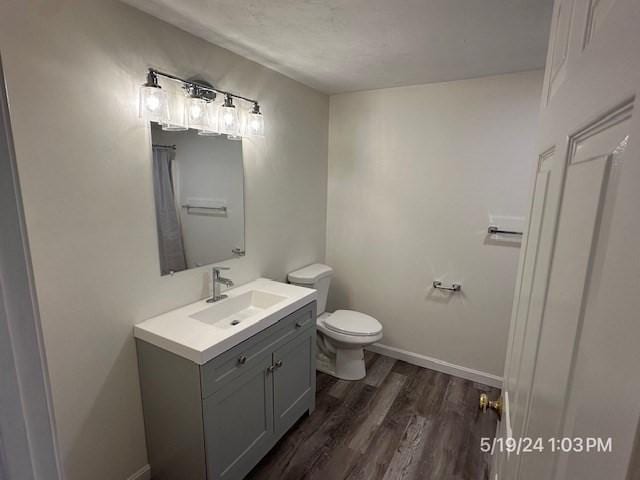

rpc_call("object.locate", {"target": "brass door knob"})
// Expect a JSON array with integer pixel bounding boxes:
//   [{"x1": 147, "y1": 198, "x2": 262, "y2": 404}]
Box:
[{"x1": 479, "y1": 393, "x2": 502, "y2": 419}]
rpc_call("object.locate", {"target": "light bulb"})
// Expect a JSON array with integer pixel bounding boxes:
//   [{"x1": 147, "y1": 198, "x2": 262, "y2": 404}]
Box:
[
  {"x1": 146, "y1": 95, "x2": 160, "y2": 111},
  {"x1": 190, "y1": 104, "x2": 203, "y2": 119}
]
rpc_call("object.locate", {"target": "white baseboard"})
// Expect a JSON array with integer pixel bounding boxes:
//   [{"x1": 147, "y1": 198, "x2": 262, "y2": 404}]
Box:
[
  {"x1": 366, "y1": 343, "x2": 503, "y2": 388},
  {"x1": 127, "y1": 464, "x2": 151, "y2": 480}
]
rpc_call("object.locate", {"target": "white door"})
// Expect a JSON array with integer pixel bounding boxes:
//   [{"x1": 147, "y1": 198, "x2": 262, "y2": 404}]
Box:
[
  {"x1": 0, "y1": 55, "x2": 62, "y2": 480},
  {"x1": 494, "y1": 1, "x2": 640, "y2": 479}
]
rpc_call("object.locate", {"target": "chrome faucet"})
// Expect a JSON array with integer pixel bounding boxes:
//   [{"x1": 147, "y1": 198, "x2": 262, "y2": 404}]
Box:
[{"x1": 207, "y1": 266, "x2": 234, "y2": 303}]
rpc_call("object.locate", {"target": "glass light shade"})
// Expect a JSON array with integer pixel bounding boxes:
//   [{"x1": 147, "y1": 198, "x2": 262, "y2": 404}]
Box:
[
  {"x1": 185, "y1": 96, "x2": 209, "y2": 130},
  {"x1": 247, "y1": 112, "x2": 265, "y2": 137},
  {"x1": 198, "y1": 102, "x2": 221, "y2": 136},
  {"x1": 228, "y1": 106, "x2": 247, "y2": 140},
  {"x1": 162, "y1": 90, "x2": 188, "y2": 131},
  {"x1": 218, "y1": 104, "x2": 239, "y2": 135},
  {"x1": 139, "y1": 86, "x2": 169, "y2": 124}
]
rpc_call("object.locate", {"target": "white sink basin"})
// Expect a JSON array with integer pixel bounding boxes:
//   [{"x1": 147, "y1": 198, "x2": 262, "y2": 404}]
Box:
[
  {"x1": 190, "y1": 290, "x2": 287, "y2": 328},
  {"x1": 134, "y1": 278, "x2": 316, "y2": 364}
]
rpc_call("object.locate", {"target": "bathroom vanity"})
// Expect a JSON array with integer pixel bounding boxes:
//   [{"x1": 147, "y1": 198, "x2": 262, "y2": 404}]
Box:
[{"x1": 135, "y1": 279, "x2": 317, "y2": 480}]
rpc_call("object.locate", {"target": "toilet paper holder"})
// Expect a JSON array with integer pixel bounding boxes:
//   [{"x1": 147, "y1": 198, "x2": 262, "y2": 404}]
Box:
[{"x1": 433, "y1": 281, "x2": 462, "y2": 292}]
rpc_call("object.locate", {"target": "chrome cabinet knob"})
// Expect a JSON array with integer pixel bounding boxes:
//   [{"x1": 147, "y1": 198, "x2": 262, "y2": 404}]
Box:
[
  {"x1": 238, "y1": 355, "x2": 247, "y2": 365},
  {"x1": 267, "y1": 360, "x2": 283, "y2": 374}
]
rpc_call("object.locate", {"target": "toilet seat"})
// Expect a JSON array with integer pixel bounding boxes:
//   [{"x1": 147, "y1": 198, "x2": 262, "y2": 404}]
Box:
[{"x1": 323, "y1": 310, "x2": 382, "y2": 337}]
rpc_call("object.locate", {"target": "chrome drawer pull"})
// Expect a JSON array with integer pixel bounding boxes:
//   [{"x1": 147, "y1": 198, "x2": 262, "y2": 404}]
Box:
[{"x1": 238, "y1": 355, "x2": 247, "y2": 365}]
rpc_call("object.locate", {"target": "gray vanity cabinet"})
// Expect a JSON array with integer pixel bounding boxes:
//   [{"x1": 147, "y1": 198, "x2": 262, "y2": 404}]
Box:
[{"x1": 136, "y1": 301, "x2": 316, "y2": 480}]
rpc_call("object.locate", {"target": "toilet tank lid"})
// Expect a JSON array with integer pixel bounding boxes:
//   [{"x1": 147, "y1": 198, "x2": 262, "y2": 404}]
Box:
[{"x1": 288, "y1": 263, "x2": 333, "y2": 284}]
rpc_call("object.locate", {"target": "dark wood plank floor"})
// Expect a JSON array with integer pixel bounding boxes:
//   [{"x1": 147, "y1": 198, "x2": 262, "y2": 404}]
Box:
[{"x1": 247, "y1": 352, "x2": 500, "y2": 480}]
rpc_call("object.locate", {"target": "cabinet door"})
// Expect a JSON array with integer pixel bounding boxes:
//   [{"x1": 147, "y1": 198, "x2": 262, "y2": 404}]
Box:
[
  {"x1": 273, "y1": 329, "x2": 316, "y2": 436},
  {"x1": 203, "y1": 354, "x2": 274, "y2": 480}
]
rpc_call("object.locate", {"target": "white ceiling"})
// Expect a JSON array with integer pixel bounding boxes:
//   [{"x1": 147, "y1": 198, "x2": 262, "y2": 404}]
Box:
[{"x1": 124, "y1": 0, "x2": 553, "y2": 94}]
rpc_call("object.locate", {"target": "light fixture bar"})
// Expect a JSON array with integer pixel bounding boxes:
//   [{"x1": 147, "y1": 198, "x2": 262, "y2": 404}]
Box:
[{"x1": 148, "y1": 68, "x2": 258, "y2": 106}]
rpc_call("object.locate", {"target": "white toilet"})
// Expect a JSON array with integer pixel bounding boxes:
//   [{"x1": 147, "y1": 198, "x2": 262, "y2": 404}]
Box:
[{"x1": 288, "y1": 264, "x2": 383, "y2": 380}]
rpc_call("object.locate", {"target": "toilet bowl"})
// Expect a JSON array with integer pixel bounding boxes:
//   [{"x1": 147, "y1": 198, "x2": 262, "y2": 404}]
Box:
[{"x1": 288, "y1": 264, "x2": 383, "y2": 380}]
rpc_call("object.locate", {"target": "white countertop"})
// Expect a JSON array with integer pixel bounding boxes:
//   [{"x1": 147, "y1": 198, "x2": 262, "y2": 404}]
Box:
[{"x1": 134, "y1": 278, "x2": 317, "y2": 364}]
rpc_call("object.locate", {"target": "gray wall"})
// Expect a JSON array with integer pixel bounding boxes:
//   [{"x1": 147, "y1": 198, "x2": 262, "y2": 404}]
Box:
[
  {"x1": 0, "y1": 1, "x2": 329, "y2": 479},
  {"x1": 327, "y1": 71, "x2": 543, "y2": 379}
]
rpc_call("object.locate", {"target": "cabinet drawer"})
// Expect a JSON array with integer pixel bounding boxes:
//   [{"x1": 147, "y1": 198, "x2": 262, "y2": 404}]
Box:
[{"x1": 200, "y1": 302, "x2": 315, "y2": 397}]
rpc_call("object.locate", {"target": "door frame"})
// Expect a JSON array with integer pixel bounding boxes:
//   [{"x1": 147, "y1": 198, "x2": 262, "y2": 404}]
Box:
[{"x1": 0, "y1": 52, "x2": 63, "y2": 480}]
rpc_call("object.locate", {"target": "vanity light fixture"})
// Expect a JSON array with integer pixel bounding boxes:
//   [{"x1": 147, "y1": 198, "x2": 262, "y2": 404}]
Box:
[
  {"x1": 139, "y1": 68, "x2": 265, "y2": 140},
  {"x1": 139, "y1": 71, "x2": 169, "y2": 124}
]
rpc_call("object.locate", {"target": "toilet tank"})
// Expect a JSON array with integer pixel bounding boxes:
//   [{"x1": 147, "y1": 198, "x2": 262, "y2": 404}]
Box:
[{"x1": 287, "y1": 264, "x2": 333, "y2": 315}]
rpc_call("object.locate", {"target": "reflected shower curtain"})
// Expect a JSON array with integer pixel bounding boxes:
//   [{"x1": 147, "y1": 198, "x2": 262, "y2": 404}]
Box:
[{"x1": 152, "y1": 146, "x2": 187, "y2": 275}]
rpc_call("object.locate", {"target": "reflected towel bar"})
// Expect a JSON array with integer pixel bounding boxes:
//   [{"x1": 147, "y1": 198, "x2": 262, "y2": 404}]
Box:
[
  {"x1": 182, "y1": 204, "x2": 228, "y2": 213},
  {"x1": 488, "y1": 225, "x2": 523, "y2": 236}
]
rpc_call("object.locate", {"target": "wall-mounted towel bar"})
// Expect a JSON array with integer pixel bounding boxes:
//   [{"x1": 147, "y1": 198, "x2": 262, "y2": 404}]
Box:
[
  {"x1": 488, "y1": 225, "x2": 523, "y2": 236},
  {"x1": 433, "y1": 281, "x2": 462, "y2": 292},
  {"x1": 182, "y1": 204, "x2": 227, "y2": 214}
]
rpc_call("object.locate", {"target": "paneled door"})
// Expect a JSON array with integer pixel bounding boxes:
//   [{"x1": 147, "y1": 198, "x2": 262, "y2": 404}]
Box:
[
  {"x1": 494, "y1": 1, "x2": 640, "y2": 479},
  {"x1": 203, "y1": 355, "x2": 274, "y2": 480},
  {"x1": 273, "y1": 329, "x2": 316, "y2": 436}
]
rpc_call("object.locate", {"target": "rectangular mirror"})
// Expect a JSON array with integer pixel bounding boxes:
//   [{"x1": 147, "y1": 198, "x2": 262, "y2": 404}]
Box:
[{"x1": 150, "y1": 124, "x2": 245, "y2": 276}]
